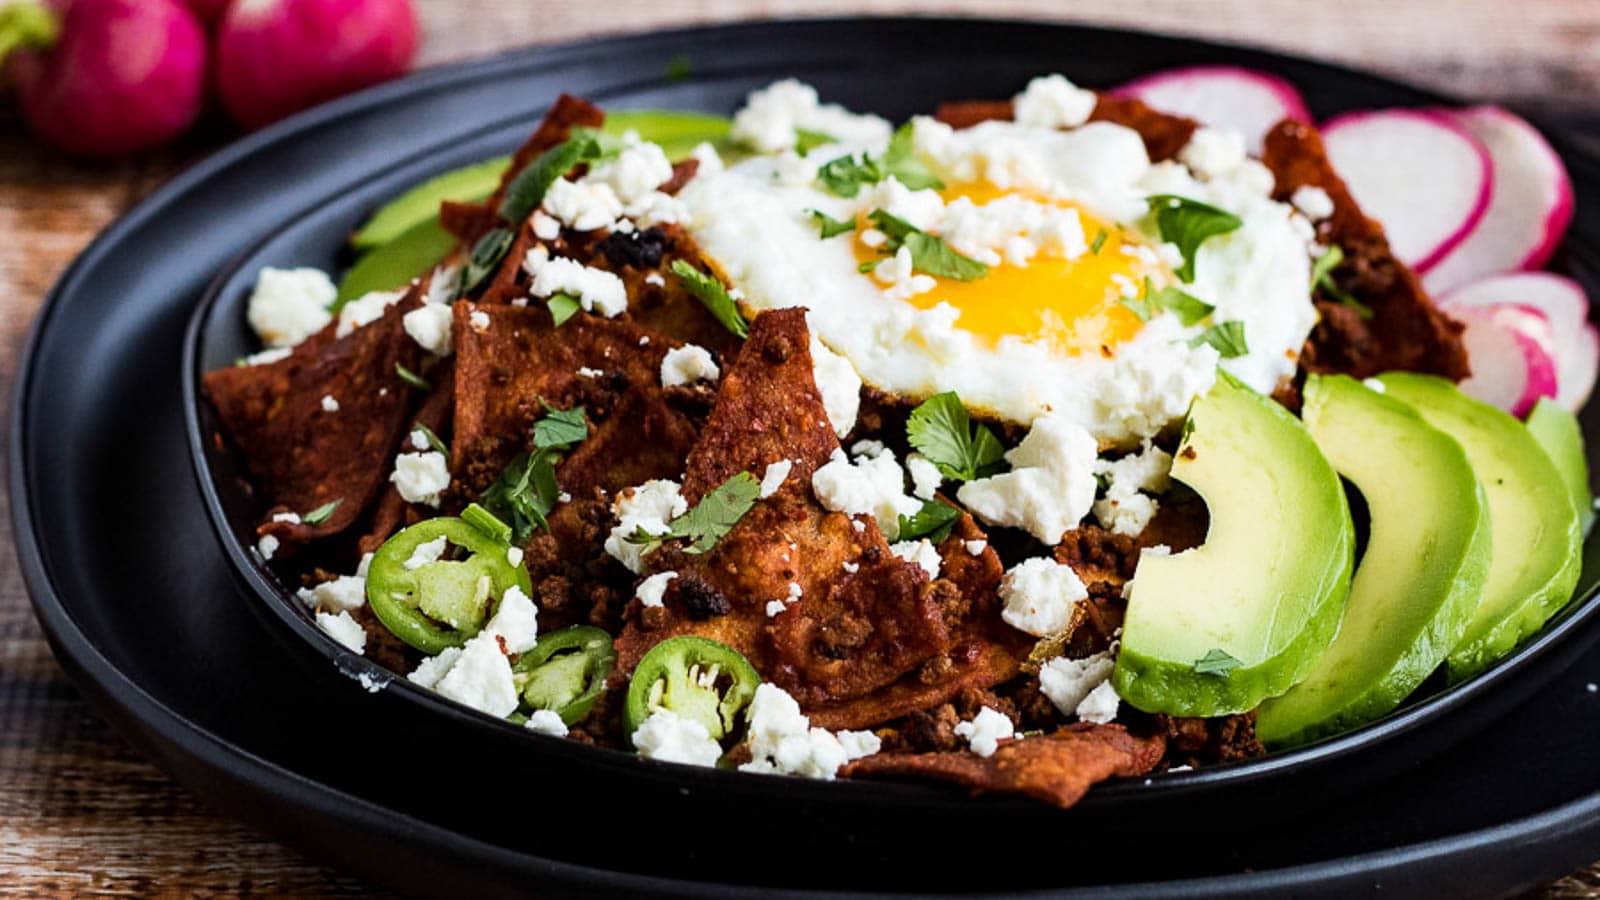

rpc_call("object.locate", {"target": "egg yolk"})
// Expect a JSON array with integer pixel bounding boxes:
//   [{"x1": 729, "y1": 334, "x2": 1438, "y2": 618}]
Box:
[{"x1": 858, "y1": 182, "x2": 1156, "y2": 356}]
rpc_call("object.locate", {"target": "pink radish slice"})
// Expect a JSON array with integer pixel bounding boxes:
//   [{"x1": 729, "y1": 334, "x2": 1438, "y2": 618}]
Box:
[
  {"x1": 1111, "y1": 65, "x2": 1310, "y2": 154},
  {"x1": 1422, "y1": 106, "x2": 1576, "y2": 295},
  {"x1": 1446, "y1": 302, "x2": 1559, "y2": 417},
  {"x1": 1444, "y1": 272, "x2": 1597, "y2": 411},
  {"x1": 1321, "y1": 109, "x2": 1491, "y2": 273}
]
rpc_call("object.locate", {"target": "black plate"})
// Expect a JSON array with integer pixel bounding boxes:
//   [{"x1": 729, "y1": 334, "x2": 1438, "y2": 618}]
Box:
[{"x1": 17, "y1": 18, "x2": 1600, "y2": 898}]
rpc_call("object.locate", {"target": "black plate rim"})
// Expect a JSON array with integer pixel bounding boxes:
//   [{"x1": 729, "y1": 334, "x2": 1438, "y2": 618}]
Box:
[{"x1": 15, "y1": 15, "x2": 1600, "y2": 895}]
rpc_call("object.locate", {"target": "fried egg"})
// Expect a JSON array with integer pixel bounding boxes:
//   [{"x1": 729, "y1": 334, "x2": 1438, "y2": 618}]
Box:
[{"x1": 679, "y1": 77, "x2": 1318, "y2": 445}]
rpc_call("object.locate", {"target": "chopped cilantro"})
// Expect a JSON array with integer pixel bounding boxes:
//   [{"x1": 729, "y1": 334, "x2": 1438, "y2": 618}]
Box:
[
  {"x1": 458, "y1": 227, "x2": 514, "y2": 297},
  {"x1": 1309, "y1": 245, "x2": 1373, "y2": 319},
  {"x1": 395, "y1": 363, "x2": 432, "y2": 391},
  {"x1": 880, "y1": 122, "x2": 944, "y2": 191},
  {"x1": 671, "y1": 259, "x2": 748, "y2": 338},
  {"x1": 816, "y1": 152, "x2": 882, "y2": 198},
  {"x1": 302, "y1": 499, "x2": 342, "y2": 526},
  {"x1": 498, "y1": 136, "x2": 601, "y2": 223},
  {"x1": 479, "y1": 405, "x2": 589, "y2": 543},
  {"x1": 897, "y1": 498, "x2": 960, "y2": 543},
  {"x1": 411, "y1": 422, "x2": 448, "y2": 455},
  {"x1": 547, "y1": 293, "x2": 581, "y2": 326},
  {"x1": 1189, "y1": 321, "x2": 1250, "y2": 358},
  {"x1": 1121, "y1": 277, "x2": 1214, "y2": 326},
  {"x1": 664, "y1": 54, "x2": 693, "y2": 83},
  {"x1": 865, "y1": 209, "x2": 988, "y2": 282},
  {"x1": 794, "y1": 128, "x2": 837, "y2": 155},
  {"x1": 533, "y1": 404, "x2": 588, "y2": 449},
  {"x1": 1147, "y1": 194, "x2": 1243, "y2": 283},
  {"x1": 1089, "y1": 228, "x2": 1109, "y2": 255},
  {"x1": 1194, "y1": 648, "x2": 1243, "y2": 676},
  {"x1": 906, "y1": 392, "x2": 1007, "y2": 482},
  {"x1": 809, "y1": 209, "x2": 856, "y2": 239},
  {"x1": 631, "y1": 472, "x2": 761, "y2": 555},
  {"x1": 815, "y1": 123, "x2": 944, "y2": 197}
]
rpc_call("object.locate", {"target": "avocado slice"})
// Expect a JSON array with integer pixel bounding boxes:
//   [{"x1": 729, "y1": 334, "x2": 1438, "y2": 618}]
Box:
[
  {"x1": 1256, "y1": 375, "x2": 1490, "y2": 746},
  {"x1": 1113, "y1": 372, "x2": 1354, "y2": 716},
  {"x1": 1378, "y1": 373, "x2": 1582, "y2": 681},
  {"x1": 1526, "y1": 398, "x2": 1594, "y2": 536},
  {"x1": 351, "y1": 156, "x2": 511, "y2": 251}
]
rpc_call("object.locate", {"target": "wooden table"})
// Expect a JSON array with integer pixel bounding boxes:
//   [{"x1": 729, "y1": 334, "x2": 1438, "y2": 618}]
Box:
[{"x1": 2, "y1": 0, "x2": 1597, "y2": 894}]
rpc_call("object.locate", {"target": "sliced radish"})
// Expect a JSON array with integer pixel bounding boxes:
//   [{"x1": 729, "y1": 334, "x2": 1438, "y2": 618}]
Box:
[
  {"x1": 1446, "y1": 302, "x2": 1559, "y2": 417},
  {"x1": 1111, "y1": 65, "x2": 1310, "y2": 154},
  {"x1": 1422, "y1": 106, "x2": 1575, "y2": 295},
  {"x1": 1321, "y1": 109, "x2": 1491, "y2": 273},
  {"x1": 1444, "y1": 272, "x2": 1597, "y2": 411}
]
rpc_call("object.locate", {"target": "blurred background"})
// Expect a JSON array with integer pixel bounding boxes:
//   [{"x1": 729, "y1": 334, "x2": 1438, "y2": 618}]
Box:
[{"x1": 0, "y1": 0, "x2": 1596, "y2": 894}]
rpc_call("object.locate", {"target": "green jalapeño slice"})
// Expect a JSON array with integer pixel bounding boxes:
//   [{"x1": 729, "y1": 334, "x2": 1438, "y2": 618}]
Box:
[
  {"x1": 367, "y1": 516, "x2": 531, "y2": 654},
  {"x1": 513, "y1": 626, "x2": 616, "y2": 725},
  {"x1": 623, "y1": 636, "x2": 760, "y2": 742}
]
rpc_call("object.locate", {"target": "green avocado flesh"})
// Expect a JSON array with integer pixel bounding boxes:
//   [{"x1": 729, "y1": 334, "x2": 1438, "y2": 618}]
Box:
[
  {"x1": 1113, "y1": 371, "x2": 1354, "y2": 717},
  {"x1": 351, "y1": 156, "x2": 511, "y2": 250},
  {"x1": 1526, "y1": 398, "x2": 1594, "y2": 536},
  {"x1": 1256, "y1": 375, "x2": 1490, "y2": 746},
  {"x1": 1378, "y1": 373, "x2": 1582, "y2": 681},
  {"x1": 335, "y1": 217, "x2": 456, "y2": 308}
]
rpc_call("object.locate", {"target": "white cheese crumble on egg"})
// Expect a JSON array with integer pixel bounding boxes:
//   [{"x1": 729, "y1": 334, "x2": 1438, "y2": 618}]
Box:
[
  {"x1": 810, "y1": 446, "x2": 921, "y2": 540},
  {"x1": 523, "y1": 246, "x2": 629, "y2": 318},
  {"x1": 316, "y1": 610, "x2": 367, "y2": 654},
  {"x1": 604, "y1": 480, "x2": 688, "y2": 574},
  {"x1": 635, "y1": 571, "x2": 677, "y2": 608},
  {"x1": 953, "y1": 706, "x2": 1015, "y2": 758},
  {"x1": 730, "y1": 78, "x2": 893, "y2": 153},
  {"x1": 1179, "y1": 127, "x2": 1249, "y2": 180},
  {"x1": 739, "y1": 683, "x2": 880, "y2": 778},
  {"x1": 246, "y1": 267, "x2": 334, "y2": 348},
  {"x1": 957, "y1": 413, "x2": 1098, "y2": 545},
  {"x1": 390, "y1": 451, "x2": 449, "y2": 508},
  {"x1": 998, "y1": 557, "x2": 1088, "y2": 637},
  {"x1": 631, "y1": 708, "x2": 723, "y2": 767},
  {"x1": 660, "y1": 344, "x2": 720, "y2": 387},
  {"x1": 1011, "y1": 74, "x2": 1098, "y2": 130}
]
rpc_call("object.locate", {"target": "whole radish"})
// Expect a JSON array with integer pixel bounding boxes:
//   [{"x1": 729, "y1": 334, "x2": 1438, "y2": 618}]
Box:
[
  {"x1": 184, "y1": 0, "x2": 231, "y2": 26},
  {"x1": 0, "y1": 0, "x2": 208, "y2": 158},
  {"x1": 216, "y1": 0, "x2": 418, "y2": 130}
]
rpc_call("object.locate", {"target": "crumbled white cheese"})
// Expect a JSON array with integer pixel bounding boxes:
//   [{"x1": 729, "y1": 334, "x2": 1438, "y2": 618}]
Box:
[
  {"x1": 316, "y1": 610, "x2": 366, "y2": 654},
  {"x1": 1291, "y1": 185, "x2": 1336, "y2": 221},
  {"x1": 246, "y1": 267, "x2": 334, "y2": 348},
  {"x1": 730, "y1": 78, "x2": 893, "y2": 153},
  {"x1": 484, "y1": 584, "x2": 539, "y2": 654},
  {"x1": 635, "y1": 571, "x2": 677, "y2": 608},
  {"x1": 905, "y1": 453, "x2": 943, "y2": 501},
  {"x1": 1038, "y1": 651, "x2": 1116, "y2": 715},
  {"x1": 1363, "y1": 377, "x2": 1386, "y2": 394},
  {"x1": 660, "y1": 344, "x2": 720, "y2": 387},
  {"x1": 434, "y1": 630, "x2": 519, "y2": 717},
  {"x1": 257, "y1": 534, "x2": 279, "y2": 561},
  {"x1": 842, "y1": 560, "x2": 860, "y2": 574},
  {"x1": 758, "y1": 459, "x2": 793, "y2": 499},
  {"x1": 295, "y1": 562, "x2": 368, "y2": 613},
  {"x1": 542, "y1": 177, "x2": 624, "y2": 231},
  {"x1": 423, "y1": 265, "x2": 459, "y2": 306},
  {"x1": 403, "y1": 303, "x2": 453, "y2": 355},
  {"x1": 320, "y1": 394, "x2": 339, "y2": 413},
  {"x1": 644, "y1": 272, "x2": 666, "y2": 287},
  {"x1": 811, "y1": 447, "x2": 922, "y2": 540},
  {"x1": 890, "y1": 539, "x2": 942, "y2": 579},
  {"x1": 507, "y1": 546, "x2": 524, "y2": 568},
  {"x1": 1180, "y1": 127, "x2": 1249, "y2": 180},
  {"x1": 390, "y1": 451, "x2": 450, "y2": 508},
  {"x1": 403, "y1": 535, "x2": 449, "y2": 570},
  {"x1": 586, "y1": 141, "x2": 675, "y2": 205},
  {"x1": 1076, "y1": 679, "x2": 1121, "y2": 724},
  {"x1": 1012, "y1": 74, "x2": 1097, "y2": 130},
  {"x1": 407, "y1": 647, "x2": 463, "y2": 690},
  {"x1": 272, "y1": 512, "x2": 302, "y2": 525},
  {"x1": 953, "y1": 706, "x2": 1015, "y2": 758},
  {"x1": 871, "y1": 245, "x2": 937, "y2": 300},
  {"x1": 739, "y1": 683, "x2": 880, "y2": 778},
  {"x1": 957, "y1": 413, "x2": 1098, "y2": 544},
  {"x1": 631, "y1": 708, "x2": 723, "y2": 766},
  {"x1": 243, "y1": 347, "x2": 293, "y2": 366},
  {"x1": 604, "y1": 480, "x2": 688, "y2": 574},
  {"x1": 408, "y1": 430, "x2": 430, "y2": 451},
  {"x1": 336, "y1": 288, "x2": 406, "y2": 337},
  {"x1": 964, "y1": 539, "x2": 987, "y2": 556},
  {"x1": 524, "y1": 709, "x2": 570, "y2": 737},
  {"x1": 1092, "y1": 440, "x2": 1173, "y2": 537},
  {"x1": 810, "y1": 337, "x2": 861, "y2": 438},
  {"x1": 523, "y1": 247, "x2": 629, "y2": 318},
  {"x1": 577, "y1": 366, "x2": 603, "y2": 378},
  {"x1": 530, "y1": 210, "x2": 561, "y2": 240},
  {"x1": 999, "y1": 557, "x2": 1087, "y2": 636},
  {"x1": 468, "y1": 309, "x2": 490, "y2": 333},
  {"x1": 689, "y1": 141, "x2": 724, "y2": 176}
]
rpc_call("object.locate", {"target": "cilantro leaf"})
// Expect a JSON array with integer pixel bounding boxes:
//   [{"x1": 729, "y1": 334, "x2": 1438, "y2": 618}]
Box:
[
  {"x1": 1122, "y1": 277, "x2": 1214, "y2": 326},
  {"x1": 897, "y1": 498, "x2": 960, "y2": 543},
  {"x1": 660, "y1": 472, "x2": 762, "y2": 555},
  {"x1": 671, "y1": 259, "x2": 748, "y2": 338},
  {"x1": 533, "y1": 404, "x2": 587, "y2": 449},
  {"x1": 816, "y1": 153, "x2": 884, "y2": 198},
  {"x1": 794, "y1": 128, "x2": 837, "y2": 155},
  {"x1": 411, "y1": 422, "x2": 448, "y2": 455},
  {"x1": 866, "y1": 208, "x2": 918, "y2": 248},
  {"x1": 906, "y1": 392, "x2": 1007, "y2": 482},
  {"x1": 809, "y1": 209, "x2": 856, "y2": 239},
  {"x1": 547, "y1": 293, "x2": 581, "y2": 326},
  {"x1": 479, "y1": 450, "x2": 560, "y2": 544},
  {"x1": 302, "y1": 499, "x2": 342, "y2": 526},
  {"x1": 880, "y1": 122, "x2": 944, "y2": 191},
  {"x1": 1147, "y1": 194, "x2": 1243, "y2": 283},
  {"x1": 459, "y1": 227, "x2": 514, "y2": 297},
  {"x1": 1089, "y1": 228, "x2": 1109, "y2": 255},
  {"x1": 499, "y1": 136, "x2": 601, "y2": 223},
  {"x1": 864, "y1": 209, "x2": 988, "y2": 282},
  {"x1": 395, "y1": 363, "x2": 432, "y2": 391},
  {"x1": 1194, "y1": 648, "x2": 1242, "y2": 676},
  {"x1": 664, "y1": 54, "x2": 692, "y2": 83},
  {"x1": 1189, "y1": 321, "x2": 1249, "y2": 358},
  {"x1": 1309, "y1": 245, "x2": 1373, "y2": 319}
]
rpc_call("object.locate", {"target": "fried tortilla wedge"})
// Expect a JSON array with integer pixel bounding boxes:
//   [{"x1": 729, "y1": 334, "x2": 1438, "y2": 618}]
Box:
[
  {"x1": 1261, "y1": 120, "x2": 1470, "y2": 381},
  {"x1": 358, "y1": 359, "x2": 456, "y2": 555},
  {"x1": 204, "y1": 285, "x2": 430, "y2": 547},
  {"x1": 844, "y1": 723, "x2": 1167, "y2": 809},
  {"x1": 579, "y1": 224, "x2": 746, "y2": 357},
  {"x1": 932, "y1": 94, "x2": 1199, "y2": 161}
]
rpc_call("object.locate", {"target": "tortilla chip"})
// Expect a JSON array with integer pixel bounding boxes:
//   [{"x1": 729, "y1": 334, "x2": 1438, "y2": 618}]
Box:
[
  {"x1": 579, "y1": 224, "x2": 746, "y2": 357},
  {"x1": 357, "y1": 360, "x2": 456, "y2": 555},
  {"x1": 933, "y1": 94, "x2": 1198, "y2": 161},
  {"x1": 204, "y1": 286, "x2": 430, "y2": 545},
  {"x1": 843, "y1": 723, "x2": 1166, "y2": 808}
]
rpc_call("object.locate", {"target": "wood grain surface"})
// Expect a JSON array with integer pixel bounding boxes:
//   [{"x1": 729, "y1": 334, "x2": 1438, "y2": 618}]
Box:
[{"x1": 2, "y1": 0, "x2": 1598, "y2": 895}]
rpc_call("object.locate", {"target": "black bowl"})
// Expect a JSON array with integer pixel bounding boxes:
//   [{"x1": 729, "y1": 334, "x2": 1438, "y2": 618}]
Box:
[{"x1": 20, "y1": 17, "x2": 1600, "y2": 897}]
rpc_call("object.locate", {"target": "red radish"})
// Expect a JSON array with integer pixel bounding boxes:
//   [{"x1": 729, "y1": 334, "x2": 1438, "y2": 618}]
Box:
[
  {"x1": 1321, "y1": 109, "x2": 1491, "y2": 273},
  {"x1": 1446, "y1": 302, "x2": 1559, "y2": 417},
  {"x1": 183, "y1": 0, "x2": 230, "y2": 27},
  {"x1": 1445, "y1": 272, "x2": 1597, "y2": 412},
  {"x1": 1423, "y1": 106, "x2": 1576, "y2": 295},
  {"x1": 0, "y1": 0, "x2": 207, "y2": 158},
  {"x1": 1111, "y1": 65, "x2": 1311, "y2": 153},
  {"x1": 216, "y1": 0, "x2": 418, "y2": 130}
]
